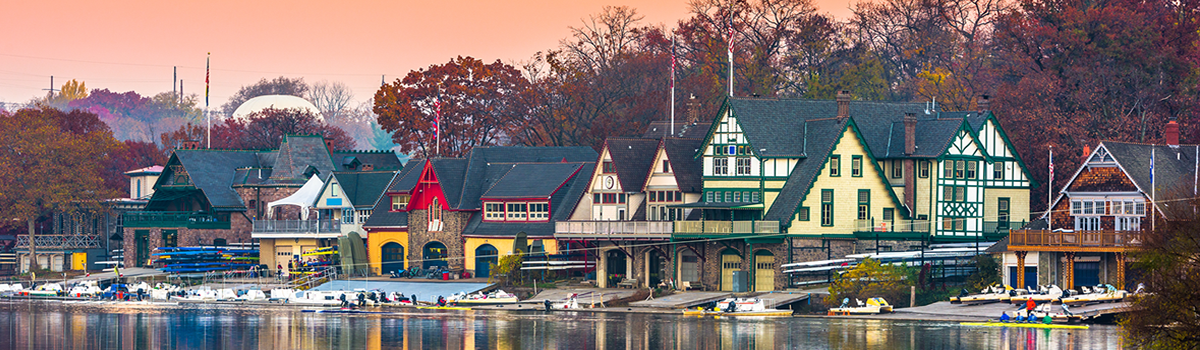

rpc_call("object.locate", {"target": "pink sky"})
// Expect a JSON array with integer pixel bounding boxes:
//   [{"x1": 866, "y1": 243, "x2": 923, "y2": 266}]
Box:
[{"x1": 0, "y1": 0, "x2": 856, "y2": 110}]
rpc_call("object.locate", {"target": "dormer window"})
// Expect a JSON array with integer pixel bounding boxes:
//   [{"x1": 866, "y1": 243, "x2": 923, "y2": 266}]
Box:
[
  {"x1": 485, "y1": 203, "x2": 504, "y2": 220},
  {"x1": 507, "y1": 203, "x2": 528, "y2": 220},
  {"x1": 391, "y1": 195, "x2": 410, "y2": 211},
  {"x1": 602, "y1": 161, "x2": 615, "y2": 173}
]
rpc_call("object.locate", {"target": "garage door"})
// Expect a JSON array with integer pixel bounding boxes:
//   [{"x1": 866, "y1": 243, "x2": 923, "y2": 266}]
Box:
[
  {"x1": 755, "y1": 251, "x2": 775, "y2": 292},
  {"x1": 720, "y1": 250, "x2": 741, "y2": 292}
]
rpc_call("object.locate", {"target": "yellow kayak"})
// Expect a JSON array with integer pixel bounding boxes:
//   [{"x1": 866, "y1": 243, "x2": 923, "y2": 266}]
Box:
[{"x1": 961, "y1": 322, "x2": 1088, "y2": 329}]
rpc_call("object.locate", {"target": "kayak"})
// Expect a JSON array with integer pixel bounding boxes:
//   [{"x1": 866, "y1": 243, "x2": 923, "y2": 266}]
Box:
[
  {"x1": 683, "y1": 309, "x2": 793, "y2": 317},
  {"x1": 416, "y1": 306, "x2": 471, "y2": 311},
  {"x1": 960, "y1": 322, "x2": 1088, "y2": 330}
]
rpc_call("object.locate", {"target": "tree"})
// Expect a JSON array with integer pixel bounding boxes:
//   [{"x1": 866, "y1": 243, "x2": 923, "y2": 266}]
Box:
[
  {"x1": 374, "y1": 56, "x2": 533, "y2": 158},
  {"x1": 220, "y1": 77, "x2": 309, "y2": 116},
  {"x1": 0, "y1": 107, "x2": 120, "y2": 271},
  {"x1": 826, "y1": 258, "x2": 915, "y2": 307},
  {"x1": 102, "y1": 140, "x2": 168, "y2": 196},
  {"x1": 308, "y1": 80, "x2": 355, "y2": 121},
  {"x1": 44, "y1": 79, "x2": 88, "y2": 108},
  {"x1": 1124, "y1": 207, "x2": 1200, "y2": 348},
  {"x1": 219, "y1": 107, "x2": 355, "y2": 150}
]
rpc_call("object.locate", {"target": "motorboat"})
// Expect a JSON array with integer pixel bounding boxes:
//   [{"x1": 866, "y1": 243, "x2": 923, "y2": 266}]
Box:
[
  {"x1": 950, "y1": 285, "x2": 1013, "y2": 305},
  {"x1": 684, "y1": 297, "x2": 794, "y2": 317},
  {"x1": 21, "y1": 283, "x2": 64, "y2": 297},
  {"x1": 448, "y1": 290, "x2": 519, "y2": 305},
  {"x1": 1010, "y1": 285, "x2": 1064, "y2": 305},
  {"x1": 828, "y1": 297, "x2": 894, "y2": 315},
  {"x1": 67, "y1": 281, "x2": 103, "y2": 297},
  {"x1": 234, "y1": 290, "x2": 268, "y2": 301},
  {"x1": 1061, "y1": 284, "x2": 1127, "y2": 306}
]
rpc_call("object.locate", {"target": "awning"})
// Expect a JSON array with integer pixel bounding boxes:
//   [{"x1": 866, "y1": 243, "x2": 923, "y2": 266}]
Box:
[
  {"x1": 666, "y1": 201, "x2": 764, "y2": 209},
  {"x1": 267, "y1": 175, "x2": 323, "y2": 219}
]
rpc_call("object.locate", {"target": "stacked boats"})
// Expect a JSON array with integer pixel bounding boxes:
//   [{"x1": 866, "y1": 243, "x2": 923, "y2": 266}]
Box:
[
  {"x1": 152, "y1": 247, "x2": 260, "y2": 275},
  {"x1": 827, "y1": 297, "x2": 894, "y2": 315},
  {"x1": 951, "y1": 283, "x2": 1131, "y2": 306},
  {"x1": 447, "y1": 290, "x2": 519, "y2": 305}
]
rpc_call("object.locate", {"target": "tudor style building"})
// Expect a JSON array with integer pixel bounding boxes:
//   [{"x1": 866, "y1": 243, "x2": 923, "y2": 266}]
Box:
[
  {"x1": 363, "y1": 146, "x2": 596, "y2": 277},
  {"x1": 997, "y1": 119, "x2": 1191, "y2": 290},
  {"x1": 124, "y1": 135, "x2": 402, "y2": 269},
  {"x1": 670, "y1": 93, "x2": 1032, "y2": 291}
]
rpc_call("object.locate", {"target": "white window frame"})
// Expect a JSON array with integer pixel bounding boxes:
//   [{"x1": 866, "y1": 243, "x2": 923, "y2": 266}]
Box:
[
  {"x1": 528, "y1": 202, "x2": 549, "y2": 221},
  {"x1": 735, "y1": 157, "x2": 752, "y2": 175},
  {"x1": 391, "y1": 194, "x2": 410, "y2": 211},
  {"x1": 714, "y1": 158, "x2": 729, "y2": 175},
  {"x1": 485, "y1": 202, "x2": 504, "y2": 220}
]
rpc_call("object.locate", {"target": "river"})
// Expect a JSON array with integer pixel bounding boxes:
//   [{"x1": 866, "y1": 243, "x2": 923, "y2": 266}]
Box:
[{"x1": 0, "y1": 301, "x2": 1126, "y2": 349}]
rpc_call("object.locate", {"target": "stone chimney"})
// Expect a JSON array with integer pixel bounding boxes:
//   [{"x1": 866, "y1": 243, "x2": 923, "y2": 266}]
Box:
[
  {"x1": 180, "y1": 140, "x2": 200, "y2": 150},
  {"x1": 1082, "y1": 144, "x2": 1091, "y2": 160},
  {"x1": 904, "y1": 113, "x2": 917, "y2": 156},
  {"x1": 836, "y1": 91, "x2": 851, "y2": 118},
  {"x1": 362, "y1": 164, "x2": 374, "y2": 171},
  {"x1": 1166, "y1": 117, "x2": 1180, "y2": 148},
  {"x1": 978, "y1": 95, "x2": 991, "y2": 112}
]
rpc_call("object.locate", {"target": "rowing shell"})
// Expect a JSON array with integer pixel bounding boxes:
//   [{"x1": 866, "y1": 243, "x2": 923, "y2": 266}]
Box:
[{"x1": 960, "y1": 322, "x2": 1089, "y2": 330}]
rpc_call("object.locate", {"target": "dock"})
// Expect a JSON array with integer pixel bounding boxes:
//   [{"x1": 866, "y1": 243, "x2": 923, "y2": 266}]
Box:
[
  {"x1": 523, "y1": 288, "x2": 639, "y2": 306},
  {"x1": 754, "y1": 292, "x2": 811, "y2": 309},
  {"x1": 628, "y1": 292, "x2": 729, "y2": 309},
  {"x1": 844, "y1": 300, "x2": 1135, "y2": 322}
]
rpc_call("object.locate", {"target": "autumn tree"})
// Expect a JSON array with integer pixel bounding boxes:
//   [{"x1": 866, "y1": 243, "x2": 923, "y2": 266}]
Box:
[
  {"x1": 826, "y1": 258, "x2": 915, "y2": 307},
  {"x1": 44, "y1": 79, "x2": 89, "y2": 108},
  {"x1": 220, "y1": 77, "x2": 309, "y2": 116},
  {"x1": 102, "y1": 140, "x2": 168, "y2": 196},
  {"x1": 374, "y1": 56, "x2": 532, "y2": 158},
  {"x1": 0, "y1": 107, "x2": 120, "y2": 270},
  {"x1": 1123, "y1": 206, "x2": 1200, "y2": 348},
  {"x1": 308, "y1": 80, "x2": 355, "y2": 121},
  {"x1": 219, "y1": 107, "x2": 355, "y2": 150}
]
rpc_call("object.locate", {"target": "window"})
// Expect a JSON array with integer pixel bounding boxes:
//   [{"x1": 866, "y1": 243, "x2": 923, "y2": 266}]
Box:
[
  {"x1": 735, "y1": 157, "x2": 752, "y2": 175},
  {"x1": 725, "y1": 191, "x2": 732, "y2": 202},
  {"x1": 619, "y1": 193, "x2": 626, "y2": 204},
  {"x1": 955, "y1": 217, "x2": 965, "y2": 231},
  {"x1": 943, "y1": 161, "x2": 953, "y2": 178},
  {"x1": 993, "y1": 162, "x2": 1004, "y2": 180},
  {"x1": 1071, "y1": 200, "x2": 1108, "y2": 215},
  {"x1": 998, "y1": 198, "x2": 1010, "y2": 225},
  {"x1": 955, "y1": 160, "x2": 965, "y2": 178},
  {"x1": 358, "y1": 210, "x2": 370, "y2": 224},
  {"x1": 391, "y1": 195, "x2": 410, "y2": 211},
  {"x1": 602, "y1": 161, "x2": 615, "y2": 173},
  {"x1": 1116, "y1": 216, "x2": 1141, "y2": 231},
  {"x1": 706, "y1": 191, "x2": 714, "y2": 202},
  {"x1": 966, "y1": 161, "x2": 977, "y2": 179},
  {"x1": 830, "y1": 156, "x2": 841, "y2": 176},
  {"x1": 752, "y1": 192, "x2": 760, "y2": 203},
  {"x1": 714, "y1": 158, "x2": 729, "y2": 175},
  {"x1": 1075, "y1": 216, "x2": 1101, "y2": 230},
  {"x1": 821, "y1": 189, "x2": 834, "y2": 226},
  {"x1": 342, "y1": 208, "x2": 354, "y2": 224},
  {"x1": 506, "y1": 203, "x2": 528, "y2": 220},
  {"x1": 428, "y1": 197, "x2": 442, "y2": 225},
  {"x1": 733, "y1": 192, "x2": 742, "y2": 202},
  {"x1": 919, "y1": 161, "x2": 930, "y2": 178},
  {"x1": 662, "y1": 160, "x2": 671, "y2": 173},
  {"x1": 594, "y1": 193, "x2": 601, "y2": 204},
  {"x1": 954, "y1": 187, "x2": 965, "y2": 202},
  {"x1": 943, "y1": 186, "x2": 953, "y2": 201},
  {"x1": 883, "y1": 208, "x2": 894, "y2": 221},
  {"x1": 650, "y1": 191, "x2": 657, "y2": 202},
  {"x1": 943, "y1": 217, "x2": 953, "y2": 231},
  {"x1": 798, "y1": 207, "x2": 810, "y2": 221},
  {"x1": 857, "y1": 190, "x2": 870, "y2": 220},
  {"x1": 852, "y1": 156, "x2": 863, "y2": 177},
  {"x1": 529, "y1": 202, "x2": 549, "y2": 220},
  {"x1": 891, "y1": 160, "x2": 902, "y2": 179},
  {"x1": 485, "y1": 203, "x2": 504, "y2": 220}
]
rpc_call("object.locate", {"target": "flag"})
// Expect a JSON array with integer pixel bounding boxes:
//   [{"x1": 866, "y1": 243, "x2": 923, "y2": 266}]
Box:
[
  {"x1": 205, "y1": 53, "x2": 210, "y2": 108},
  {"x1": 670, "y1": 35, "x2": 677, "y2": 89},
  {"x1": 433, "y1": 98, "x2": 442, "y2": 137}
]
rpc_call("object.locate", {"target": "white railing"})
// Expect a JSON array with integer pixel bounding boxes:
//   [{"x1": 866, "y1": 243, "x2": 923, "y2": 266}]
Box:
[
  {"x1": 554, "y1": 221, "x2": 673, "y2": 239},
  {"x1": 674, "y1": 221, "x2": 778, "y2": 235}
]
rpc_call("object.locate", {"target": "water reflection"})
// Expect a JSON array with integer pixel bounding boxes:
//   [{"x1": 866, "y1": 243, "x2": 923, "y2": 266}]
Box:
[{"x1": 0, "y1": 301, "x2": 1124, "y2": 349}]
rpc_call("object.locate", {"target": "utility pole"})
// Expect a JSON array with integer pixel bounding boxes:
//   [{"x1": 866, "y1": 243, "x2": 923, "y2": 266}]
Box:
[
  {"x1": 174, "y1": 66, "x2": 178, "y2": 103},
  {"x1": 43, "y1": 76, "x2": 59, "y2": 98}
]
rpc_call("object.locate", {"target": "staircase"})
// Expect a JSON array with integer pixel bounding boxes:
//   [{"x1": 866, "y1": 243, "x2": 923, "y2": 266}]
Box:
[{"x1": 289, "y1": 267, "x2": 337, "y2": 290}]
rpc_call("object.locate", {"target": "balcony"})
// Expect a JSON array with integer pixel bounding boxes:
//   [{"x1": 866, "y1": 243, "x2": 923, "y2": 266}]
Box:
[
  {"x1": 673, "y1": 220, "x2": 779, "y2": 236},
  {"x1": 123, "y1": 211, "x2": 231, "y2": 230},
  {"x1": 16, "y1": 234, "x2": 101, "y2": 249},
  {"x1": 251, "y1": 220, "x2": 342, "y2": 239},
  {"x1": 1008, "y1": 229, "x2": 1142, "y2": 252},
  {"x1": 554, "y1": 221, "x2": 673, "y2": 240}
]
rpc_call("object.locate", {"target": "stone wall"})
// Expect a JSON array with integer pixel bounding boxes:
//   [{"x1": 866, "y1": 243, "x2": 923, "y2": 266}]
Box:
[{"x1": 406, "y1": 209, "x2": 471, "y2": 270}]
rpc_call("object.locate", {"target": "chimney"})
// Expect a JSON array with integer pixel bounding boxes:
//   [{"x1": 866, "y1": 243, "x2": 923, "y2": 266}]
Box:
[
  {"x1": 180, "y1": 140, "x2": 200, "y2": 150},
  {"x1": 362, "y1": 164, "x2": 374, "y2": 171},
  {"x1": 687, "y1": 94, "x2": 700, "y2": 124},
  {"x1": 978, "y1": 95, "x2": 991, "y2": 112},
  {"x1": 1166, "y1": 117, "x2": 1180, "y2": 147},
  {"x1": 1082, "y1": 145, "x2": 1091, "y2": 160},
  {"x1": 836, "y1": 91, "x2": 851, "y2": 118},
  {"x1": 904, "y1": 113, "x2": 917, "y2": 156},
  {"x1": 324, "y1": 137, "x2": 336, "y2": 153}
]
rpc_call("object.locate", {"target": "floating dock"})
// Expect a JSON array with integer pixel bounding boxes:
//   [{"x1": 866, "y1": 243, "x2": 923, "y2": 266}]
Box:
[{"x1": 629, "y1": 292, "x2": 730, "y2": 309}]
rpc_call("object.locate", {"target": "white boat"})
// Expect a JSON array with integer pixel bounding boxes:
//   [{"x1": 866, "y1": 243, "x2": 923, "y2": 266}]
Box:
[
  {"x1": 234, "y1": 290, "x2": 267, "y2": 301},
  {"x1": 950, "y1": 285, "x2": 1013, "y2": 305},
  {"x1": 1010, "y1": 285, "x2": 1064, "y2": 305},
  {"x1": 684, "y1": 298, "x2": 794, "y2": 317},
  {"x1": 448, "y1": 290, "x2": 519, "y2": 305},
  {"x1": 67, "y1": 281, "x2": 103, "y2": 297},
  {"x1": 548, "y1": 293, "x2": 582, "y2": 310},
  {"x1": 21, "y1": 283, "x2": 64, "y2": 297},
  {"x1": 828, "y1": 297, "x2": 894, "y2": 315},
  {"x1": 1061, "y1": 285, "x2": 1127, "y2": 305}
]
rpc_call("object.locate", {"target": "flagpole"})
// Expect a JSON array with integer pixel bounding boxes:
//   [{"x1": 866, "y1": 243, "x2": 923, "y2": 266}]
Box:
[
  {"x1": 1152, "y1": 146, "x2": 1156, "y2": 231},
  {"x1": 206, "y1": 53, "x2": 211, "y2": 149},
  {"x1": 727, "y1": 13, "x2": 734, "y2": 97},
  {"x1": 670, "y1": 34, "x2": 676, "y2": 137},
  {"x1": 1048, "y1": 145, "x2": 1053, "y2": 231}
]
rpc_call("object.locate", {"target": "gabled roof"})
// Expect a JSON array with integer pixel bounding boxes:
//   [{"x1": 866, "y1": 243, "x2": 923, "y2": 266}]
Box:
[
  {"x1": 1098, "y1": 141, "x2": 1200, "y2": 220},
  {"x1": 722, "y1": 98, "x2": 928, "y2": 158},
  {"x1": 453, "y1": 146, "x2": 597, "y2": 210},
  {"x1": 270, "y1": 135, "x2": 335, "y2": 183},
  {"x1": 763, "y1": 117, "x2": 846, "y2": 221},
  {"x1": 881, "y1": 118, "x2": 963, "y2": 158},
  {"x1": 385, "y1": 159, "x2": 424, "y2": 193},
  {"x1": 605, "y1": 138, "x2": 660, "y2": 192},
  {"x1": 482, "y1": 163, "x2": 584, "y2": 199},
  {"x1": 429, "y1": 158, "x2": 469, "y2": 209},
  {"x1": 661, "y1": 138, "x2": 705, "y2": 192},
  {"x1": 124, "y1": 165, "x2": 163, "y2": 176},
  {"x1": 334, "y1": 151, "x2": 404, "y2": 171},
  {"x1": 362, "y1": 164, "x2": 418, "y2": 229},
  {"x1": 168, "y1": 150, "x2": 265, "y2": 209},
  {"x1": 641, "y1": 120, "x2": 713, "y2": 139},
  {"x1": 324, "y1": 171, "x2": 397, "y2": 209},
  {"x1": 460, "y1": 161, "x2": 596, "y2": 238}
]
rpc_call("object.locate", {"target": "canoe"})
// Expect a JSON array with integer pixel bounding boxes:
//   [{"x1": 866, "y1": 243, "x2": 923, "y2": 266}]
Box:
[{"x1": 960, "y1": 322, "x2": 1088, "y2": 330}]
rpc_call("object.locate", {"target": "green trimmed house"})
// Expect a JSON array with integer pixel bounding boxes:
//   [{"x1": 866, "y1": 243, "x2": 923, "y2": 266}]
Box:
[{"x1": 673, "y1": 94, "x2": 1032, "y2": 291}]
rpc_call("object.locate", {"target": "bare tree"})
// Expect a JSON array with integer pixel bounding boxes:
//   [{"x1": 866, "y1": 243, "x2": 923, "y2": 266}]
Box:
[
  {"x1": 561, "y1": 6, "x2": 645, "y2": 72},
  {"x1": 308, "y1": 80, "x2": 355, "y2": 123}
]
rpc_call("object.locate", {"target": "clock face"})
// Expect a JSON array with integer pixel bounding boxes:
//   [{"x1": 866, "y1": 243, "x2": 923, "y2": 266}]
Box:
[{"x1": 604, "y1": 176, "x2": 615, "y2": 189}]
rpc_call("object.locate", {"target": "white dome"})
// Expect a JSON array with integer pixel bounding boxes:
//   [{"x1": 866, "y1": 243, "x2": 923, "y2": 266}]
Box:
[{"x1": 231, "y1": 95, "x2": 324, "y2": 122}]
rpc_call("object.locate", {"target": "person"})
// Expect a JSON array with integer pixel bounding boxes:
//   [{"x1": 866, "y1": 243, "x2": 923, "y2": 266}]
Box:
[
  {"x1": 1026, "y1": 298, "x2": 1035, "y2": 313},
  {"x1": 437, "y1": 296, "x2": 446, "y2": 307},
  {"x1": 339, "y1": 293, "x2": 348, "y2": 308},
  {"x1": 999, "y1": 312, "x2": 1011, "y2": 322},
  {"x1": 544, "y1": 299, "x2": 552, "y2": 312},
  {"x1": 1135, "y1": 283, "x2": 1145, "y2": 294},
  {"x1": 357, "y1": 293, "x2": 366, "y2": 307}
]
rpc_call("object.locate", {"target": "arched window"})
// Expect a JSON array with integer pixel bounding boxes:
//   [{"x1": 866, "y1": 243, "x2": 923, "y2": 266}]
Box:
[{"x1": 429, "y1": 197, "x2": 442, "y2": 222}]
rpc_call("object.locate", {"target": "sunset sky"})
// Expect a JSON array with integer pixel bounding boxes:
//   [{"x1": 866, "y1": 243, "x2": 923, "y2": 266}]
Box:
[{"x1": 0, "y1": 0, "x2": 856, "y2": 110}]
